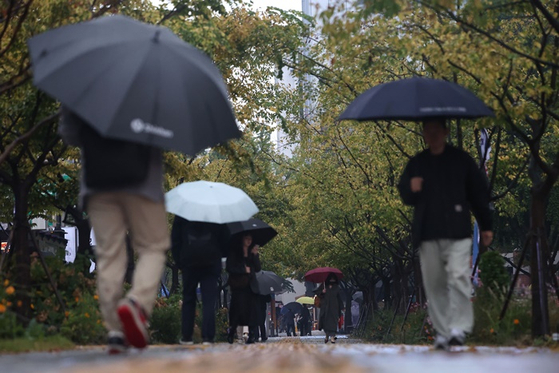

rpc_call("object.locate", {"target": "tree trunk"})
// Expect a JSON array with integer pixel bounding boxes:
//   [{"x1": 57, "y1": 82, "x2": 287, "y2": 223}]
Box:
[
  {"x1": 12, "y1": 186, "x2": 32, "y2": 322},
  {"x1": 529, "y1": 187, "x2": 550, "y2": 337}
]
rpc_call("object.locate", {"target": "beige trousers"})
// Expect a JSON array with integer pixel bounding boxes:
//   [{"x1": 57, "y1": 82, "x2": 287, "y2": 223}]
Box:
[
  {"x1": 87, "y1": 192, "x2": 170, "y2": 333},
  {"x1": 419, "y1": 238, "x2": 473, "y2": 338}
]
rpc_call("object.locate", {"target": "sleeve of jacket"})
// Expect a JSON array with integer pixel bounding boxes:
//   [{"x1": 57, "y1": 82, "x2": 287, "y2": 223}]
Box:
[
  {"x1": 337, "y1": 291, "x2": 344, "y2": 317},
  {"x1": 170, "y1": 217, "x2": 183, "y2": 265},
  {"x1": 465, "y1": 154, "x2": 493, "y2": 231},
  {"x1": 251, "y1": 252, "x2": 262, "y2": 273},
  {"x1": 226, "y1": 252, "x2": 247, "y2": 274},
  {"x1": 398, "y1": 156, "x2": 421, "y2": 206}
]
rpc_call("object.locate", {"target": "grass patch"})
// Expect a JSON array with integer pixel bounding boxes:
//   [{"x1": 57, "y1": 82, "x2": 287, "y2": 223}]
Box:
[{"x1": 0, "y1": 335, "x2": 74, "y2": 353}]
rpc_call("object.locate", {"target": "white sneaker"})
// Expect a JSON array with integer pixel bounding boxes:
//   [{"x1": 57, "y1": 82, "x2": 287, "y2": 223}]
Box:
[
  {"x1": 449, "y1": 329, "x2": 466, "y2": 346},
  {"x1": 179, "y1": 339, "x2": 194, "y2": 345},
  {"x1": 433, "y1": 335, "x2": 449, "y2": 351}
]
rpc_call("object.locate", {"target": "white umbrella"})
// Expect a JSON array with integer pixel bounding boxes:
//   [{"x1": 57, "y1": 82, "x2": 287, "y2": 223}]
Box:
[{"x1": 165, "y1": 181, "x2": 258, "y2": 224}]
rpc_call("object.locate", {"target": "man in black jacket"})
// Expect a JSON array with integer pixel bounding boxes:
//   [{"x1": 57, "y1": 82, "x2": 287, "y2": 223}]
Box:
[
  {"x1": 171, "y1": 216, "x2": 226, "y2": 344},
  {"x1": 398, "y1": 118, "x2": 493, "y2": 350}
]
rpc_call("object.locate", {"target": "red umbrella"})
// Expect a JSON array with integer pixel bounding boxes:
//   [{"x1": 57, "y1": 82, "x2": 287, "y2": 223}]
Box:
[{"x1": 304, "y1": 267, "x2": 343, "y2": 283}]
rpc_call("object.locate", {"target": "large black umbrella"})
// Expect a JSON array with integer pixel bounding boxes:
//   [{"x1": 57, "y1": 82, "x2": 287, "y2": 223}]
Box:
[
  {"x1": 254, "y1": 270, "x2": 286, "y2": 295},
  {"x1": 280, "y1": 301, "x2": 303, "y2": 315},
  {"x1": 339, "y1": 77, "x2": 494, "y2": 122},
  {"x1": 227, "y1": 218, "x2": 277, "y2": 247},
  {"x1": 28, "y1": 15, "x2": 240, "y2": 155}
]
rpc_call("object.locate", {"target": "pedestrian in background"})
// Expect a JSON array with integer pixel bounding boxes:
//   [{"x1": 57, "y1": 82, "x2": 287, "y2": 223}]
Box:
[
  {"x1": 226, "y1": 233, "x2": 261, "y2": 344},
  {"x1": 283, "y1": 308, "x2": 296, "y2": 336},
  {"x1": 171, "y1": 216, "x2": 226, "y2": 345},
  {"x1": 316, "y1": 272, "x2": 344, "y2": 343},
  {"x1": 398, "y1": 118, "x2": 493, "y2": 350},
  {"x1": 59, "y1": 108, "x2": 170, "y2": 354},
  {"x1": 252, "y1": 293, "x2": 272, "y2": 342}
]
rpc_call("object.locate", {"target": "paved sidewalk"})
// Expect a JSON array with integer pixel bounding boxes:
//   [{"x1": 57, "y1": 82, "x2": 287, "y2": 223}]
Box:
[{"x1": 1, "y1": 336, "x2": 558, "y2": 373}]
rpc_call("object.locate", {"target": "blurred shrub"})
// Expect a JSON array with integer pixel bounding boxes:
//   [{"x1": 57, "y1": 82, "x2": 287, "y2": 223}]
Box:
[
  {"x1": 478, "y1": 251, "x2": 510, "y2": 297},
  {"x1": 60, "y1": 292, "x2": 105, "y2": 344},
  {"x1": 149, "y1": 294, "x2": 182, "y2": 344}
]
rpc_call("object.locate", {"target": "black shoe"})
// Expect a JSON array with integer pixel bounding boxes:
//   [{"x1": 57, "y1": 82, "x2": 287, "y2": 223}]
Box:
[
  {"x1": 245, "y1": 338, "x2": 255, "y2": 344},
  {"x1": 107, "y1": 333, "x2": 128, "y2": 355},
  {"x1": 261, "y1": 337, "x2": 268, "y2": 342},
  {"x1": 448, "y1": 329, "x2": 466, "y2": 346}
]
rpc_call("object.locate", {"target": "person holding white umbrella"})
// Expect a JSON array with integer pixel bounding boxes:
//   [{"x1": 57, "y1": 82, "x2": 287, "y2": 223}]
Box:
[
  {"x1": 171, "y1": 217, "x2": 227, "y2": 345},
  {"x1": 166, "y1": 180, "x2": 259, "y2": 345}
]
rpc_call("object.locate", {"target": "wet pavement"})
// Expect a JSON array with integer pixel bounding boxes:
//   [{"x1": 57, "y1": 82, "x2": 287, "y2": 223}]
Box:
[{"x1": 1, "y1": 334, "x2": 558, "y2": 373}]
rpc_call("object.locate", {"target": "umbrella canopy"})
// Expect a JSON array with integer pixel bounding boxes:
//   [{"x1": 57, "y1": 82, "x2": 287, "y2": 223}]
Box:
[
  {"x1": 165, "y1": 181, "x2": 258, "y2": 224},
  {"x1": 304, "y1": 267, "x2": 344, "y2": 283},
  {"x1": 352, "y1": 291, "x2": 363, "y2": 304},
  {"x1": 339, "y1": 77, "x2": 494, "y2": 122},
  {"x1": 296, "y1": 296, "x2": 315, "y2": 305},
  {"x1": 254, "y1": 270, "x2": 285, "y2": 295},
  {"x1": 227, "y1": 218, "x2": 277, "y2": 247},
  {"x1": 280, "y1": 302, "x2": 303, "y2": 315},
  {"x1": 28, "y1": 15, "x2": 240, "y2": 155}
]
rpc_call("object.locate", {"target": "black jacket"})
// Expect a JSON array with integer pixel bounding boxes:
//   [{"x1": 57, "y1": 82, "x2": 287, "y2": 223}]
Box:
[
  {"x1": 171, "y1": 217, "x2": 226, "y2": 268},
  {"x1": 398, "y1": 145, "x2": 492, "y2": 248}
]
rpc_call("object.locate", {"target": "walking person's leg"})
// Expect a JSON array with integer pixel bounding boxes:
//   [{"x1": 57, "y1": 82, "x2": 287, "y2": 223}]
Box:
[
  {"x1": 119, "y1": 194, "x2": 170, "y2": 348},
  {"x1": 87, "y1": 193, "x2": 128, "y2": 353},
  {"x1": 199, "y1": 263, "x2": 220, "y2": 343},
  {"x1": 180, "y1": 268, "x2": 199, "y2": 344},
  {"x1": 420, "y1": 240, "x2": 451, "y2": 349},
  {"x1": 444, "y1": 238, "x2": 474, "y2": 345}
]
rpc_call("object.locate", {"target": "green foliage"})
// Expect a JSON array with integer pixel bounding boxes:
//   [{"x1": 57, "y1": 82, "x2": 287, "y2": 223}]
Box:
[
  {"x1": 149, "y1": 295, "x2": 182, "y2": 344},
  {"x1": 149, "y1": 294, "x2": 229, "y2": 344},
  {"x1": 0, "y1": 311, "x2": 25, "y2": 339},
  {"x1": 472, "y1": 290, "x2": 532, "y2": 345},
  {"x1": 30, "y1": 253, "x2": 97, "y2": 329},
  {"x1": 357, "y1": 304, "x2": 433, "y2": 345},
  {"x1": 479, "y1": 251, "x2": 510, "y2": 297},
  {"x1": 0, "y1": 335, "x2": 74, "y2": 353},
  {"x1": 59, "y1": 292, "x2": 105, "y2": 345}
]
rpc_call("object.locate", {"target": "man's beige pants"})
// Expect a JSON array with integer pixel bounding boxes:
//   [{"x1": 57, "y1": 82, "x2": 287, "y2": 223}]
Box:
[
  {"x1": 419, "y1": 238, "x2": 473, "y2": 338},
  {"x1": 87, "y1": 193, "x2": 170, "y2": 333}
]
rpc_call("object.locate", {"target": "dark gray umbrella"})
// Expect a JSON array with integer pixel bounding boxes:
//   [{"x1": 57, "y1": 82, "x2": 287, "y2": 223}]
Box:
[
  {"x1": 339, "y1": 77, "x2": 495, "y2": 122},
  {"x1": 28, "y1": 15, "x2": 240, "y2": 155},
  {"x1": 254, "y1": 270, "x2": 285, "y2": 295},
  {"x1": 280, "y1": 301, "x2": 304, "y2": 315},
  {"x1": 227, "y1": 218, "x2": 278, "y2": 247}
]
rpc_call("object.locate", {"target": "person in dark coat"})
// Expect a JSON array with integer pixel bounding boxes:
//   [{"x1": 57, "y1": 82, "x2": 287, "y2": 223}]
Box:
[
  {"x1": 316, "y1": 273, "x2": 344, "y2": 343},
  {"x1": 226, "y1": 233, "x2": 261, "y2": 344},
  {"x1": 282, "y1": 309, "x2": 296, "y2": 336},
  {"x1": 299, "y1": 305, "x2": 311, "y2": 336},
  {"x1": 252, "y1": 293, "x2": 271, "y2": 342},
  {"x1": 171, "y1": 216, "x2": 226, "y2": 344},
  {"x1": 398, "y1": 118, "x2": 493, "y2": 350}
]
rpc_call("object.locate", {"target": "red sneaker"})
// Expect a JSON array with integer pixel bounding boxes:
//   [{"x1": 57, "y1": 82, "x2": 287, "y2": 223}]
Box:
[{"x1": 117, "y1": 298, "x2": 149, "y2": 349}]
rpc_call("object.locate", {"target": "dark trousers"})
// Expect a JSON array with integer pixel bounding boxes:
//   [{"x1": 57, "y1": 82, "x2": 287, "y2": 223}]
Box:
[
  {"x1": 286, "y1": 322, "x2": 296, "y2": 336},
  {"x1": 181, "y1": 262, "x2": 221, "y2": 342},
  {"x1": 250, "y1": 322, "x2": 266, "y2": 341}
]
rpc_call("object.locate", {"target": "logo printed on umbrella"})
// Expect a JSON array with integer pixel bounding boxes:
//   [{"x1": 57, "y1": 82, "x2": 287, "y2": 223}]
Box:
[
  {"x1": 419, "y1": 107, "x2": 467, "y2": 113},
  {"x1": 130, "y1": 118, "x2": 174, "y2": 138}
]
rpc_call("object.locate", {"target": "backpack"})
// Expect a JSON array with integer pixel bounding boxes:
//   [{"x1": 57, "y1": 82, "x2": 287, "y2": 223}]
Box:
[
  {"x1": 74, "y1": 113, "x2": 151, "y2": 189},
  {"x1": 182, "y1": 223, "x2": 222, "y2": 267}
]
